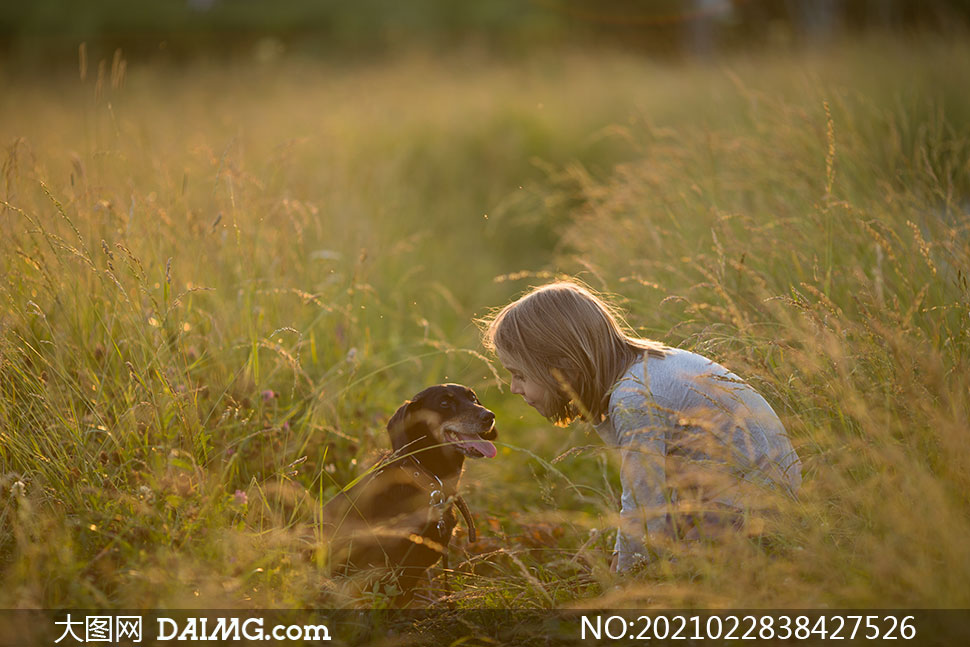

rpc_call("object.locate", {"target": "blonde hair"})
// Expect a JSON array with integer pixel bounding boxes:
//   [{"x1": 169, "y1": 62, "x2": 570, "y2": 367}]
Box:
[{"x1": 481, "y1": 280, "x2": 666, "y2": 424}]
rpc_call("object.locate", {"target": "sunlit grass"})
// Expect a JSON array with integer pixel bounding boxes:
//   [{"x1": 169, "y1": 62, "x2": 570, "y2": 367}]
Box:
[{"x1": 1, "y1": 36, "x2": 968, "y2": 618}]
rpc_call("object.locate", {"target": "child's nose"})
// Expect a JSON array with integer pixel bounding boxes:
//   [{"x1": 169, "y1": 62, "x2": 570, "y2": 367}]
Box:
[{"x1": 509, "y1": 377, "x2": 523, "y2": 395}]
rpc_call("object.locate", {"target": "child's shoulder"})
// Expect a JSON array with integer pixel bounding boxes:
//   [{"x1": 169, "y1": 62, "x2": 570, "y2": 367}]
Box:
[
  {"x1": 608, "y1": 347, "x2": 717, "y2": 409},
  {"x1": 604, "y1": 355, "x2": 674, "y2": 428},
  {"x1": 608, "y1": 355, "x2": 650, "y2": 409},
  {"x1": 649, "y1": 346, "x2": 731, "y2": 378}
]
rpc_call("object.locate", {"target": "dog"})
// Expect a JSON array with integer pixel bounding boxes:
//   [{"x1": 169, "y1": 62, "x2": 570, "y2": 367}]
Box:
[{"x1": 321, "y1": 384, "x2": 497, "y2": 605}]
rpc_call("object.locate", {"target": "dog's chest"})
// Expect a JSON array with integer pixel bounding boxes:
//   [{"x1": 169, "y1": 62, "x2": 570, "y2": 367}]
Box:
[{"x1": 380, "y1": 472, "x2": 458, "y2": 536}]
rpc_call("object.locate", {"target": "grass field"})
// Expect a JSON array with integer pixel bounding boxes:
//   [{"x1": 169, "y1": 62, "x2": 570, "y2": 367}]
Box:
[{"x1": 2, "y1": 34, "x2": 969, "y2": 621}]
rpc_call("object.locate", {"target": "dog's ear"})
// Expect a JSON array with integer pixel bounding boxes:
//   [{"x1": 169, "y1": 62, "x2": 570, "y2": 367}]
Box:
[{"x1": 386, "y1": 400, "x2": 411, "y2": 451}]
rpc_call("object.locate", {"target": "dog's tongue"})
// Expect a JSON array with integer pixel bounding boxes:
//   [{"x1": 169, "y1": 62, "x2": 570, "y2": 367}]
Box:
[{"x1": 462, "y1": 438, "x2": 497, "y2": 459}]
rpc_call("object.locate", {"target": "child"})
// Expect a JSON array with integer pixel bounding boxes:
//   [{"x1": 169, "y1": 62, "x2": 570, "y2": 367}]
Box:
[{"x1": 481, "y1": 280, "x2": 801, "y2": 572}]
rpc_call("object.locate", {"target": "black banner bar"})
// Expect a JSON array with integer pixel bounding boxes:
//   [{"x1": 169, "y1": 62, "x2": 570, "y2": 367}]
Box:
[{"x1": 2, "y1": 609, "x2": 968, "y2": 647}]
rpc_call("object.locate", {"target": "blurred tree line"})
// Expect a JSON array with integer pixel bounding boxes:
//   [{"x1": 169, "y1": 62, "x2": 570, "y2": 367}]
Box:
[{"x1": 1, "y1": 0, "x2": 968, "y2": 63}]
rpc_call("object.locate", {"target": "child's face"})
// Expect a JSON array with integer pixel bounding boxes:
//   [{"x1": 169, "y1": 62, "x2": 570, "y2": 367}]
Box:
[{"x1": 500, "y1": 354, "x2": 554, "y2": 417}]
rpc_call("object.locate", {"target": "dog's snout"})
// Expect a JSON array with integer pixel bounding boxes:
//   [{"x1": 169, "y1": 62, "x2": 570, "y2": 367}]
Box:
[{"x1": 478, "y1": 408, "x2": 497, "y2": 439}]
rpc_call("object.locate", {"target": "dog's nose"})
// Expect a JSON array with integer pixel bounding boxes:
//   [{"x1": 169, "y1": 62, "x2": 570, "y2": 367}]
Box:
[{"x1": 478, "y1": 409, "x2": 497, "y2": 439}]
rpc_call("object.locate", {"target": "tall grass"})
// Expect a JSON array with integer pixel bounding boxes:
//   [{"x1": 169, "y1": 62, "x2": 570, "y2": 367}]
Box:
[
  {"x1": 554, "y1": 39, "x2": 970, "y2": 608},
  {"x1": 1, "y1": 36, "x2": 968, "y2": 616}
]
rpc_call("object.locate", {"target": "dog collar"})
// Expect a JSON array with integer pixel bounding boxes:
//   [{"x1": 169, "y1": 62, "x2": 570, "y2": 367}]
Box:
[{"x1": 395, "y1": 455, "x2": 477, "y2": 542}]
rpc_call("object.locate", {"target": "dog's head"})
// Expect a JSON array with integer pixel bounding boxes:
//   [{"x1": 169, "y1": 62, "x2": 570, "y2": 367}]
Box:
[{"x1": 387, "y1": 384, "x2": 497, "y2": 476}]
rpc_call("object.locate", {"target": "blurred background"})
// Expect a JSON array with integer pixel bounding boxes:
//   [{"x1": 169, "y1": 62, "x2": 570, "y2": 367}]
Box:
[{"x1": 2, "y1": 0, "x2": 969, "y2": 65}]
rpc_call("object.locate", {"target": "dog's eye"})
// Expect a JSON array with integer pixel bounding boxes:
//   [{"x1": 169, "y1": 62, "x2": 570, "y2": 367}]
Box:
[{"x1": 439, "y1": 399, "x2": 453, "y2": 410}]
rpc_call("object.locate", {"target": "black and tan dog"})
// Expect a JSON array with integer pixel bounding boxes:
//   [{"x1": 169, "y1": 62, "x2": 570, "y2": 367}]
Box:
[{"x1": 321, "y1": 384, "x2": 497, "y2": 604}]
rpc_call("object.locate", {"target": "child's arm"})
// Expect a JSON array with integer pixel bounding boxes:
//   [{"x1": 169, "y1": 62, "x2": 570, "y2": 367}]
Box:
[{"x1": 611, "y1": 390, "x2": 670, "y2": 570}]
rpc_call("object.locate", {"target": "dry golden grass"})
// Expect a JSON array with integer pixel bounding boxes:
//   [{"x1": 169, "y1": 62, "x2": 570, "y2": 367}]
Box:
[{"x1": 1, "y1": 37, "x2": 968, "y2": 623}]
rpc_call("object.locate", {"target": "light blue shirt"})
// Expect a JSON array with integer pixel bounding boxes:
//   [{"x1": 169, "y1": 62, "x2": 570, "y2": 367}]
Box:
[{"x1": 594, "y1": 348, "x2": 801, "y2": 571}]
